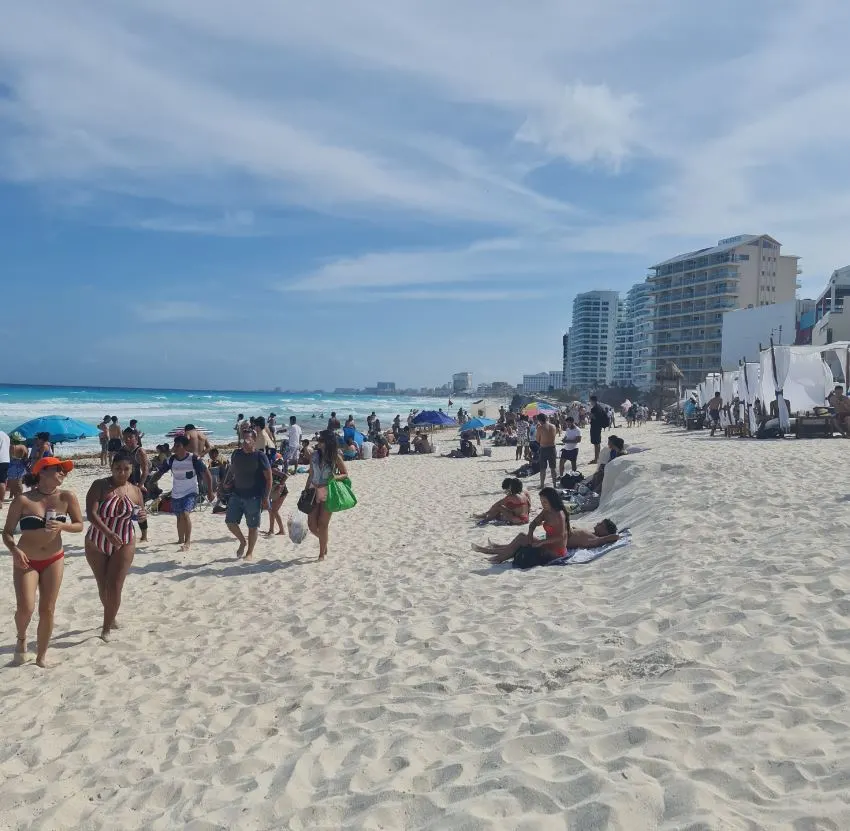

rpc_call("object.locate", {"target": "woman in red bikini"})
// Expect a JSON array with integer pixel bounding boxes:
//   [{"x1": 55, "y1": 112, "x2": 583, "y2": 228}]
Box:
[
  {"x1": 474, "y1": 478, "x2": 531, "y2": 525},
  {"x1": 85, "y1": 451, "x2": 146, "y2": 641},
  {"x1": 2, "y1": 457, "x2": 83, "y2": 667},
  {"x1": 472, "y1": 487, "x2": 570, "y2": 569}
]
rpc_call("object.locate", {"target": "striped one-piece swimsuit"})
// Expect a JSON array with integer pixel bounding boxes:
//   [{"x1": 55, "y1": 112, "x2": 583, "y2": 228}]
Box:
[{"x1": 86, "y1": 492, "x2": 135, "y2": 556}]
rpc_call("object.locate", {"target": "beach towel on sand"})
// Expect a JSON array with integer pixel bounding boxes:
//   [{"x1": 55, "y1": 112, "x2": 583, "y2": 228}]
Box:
[{"x1": 547, "y1": 530, "x2": 632, "y2": 565}]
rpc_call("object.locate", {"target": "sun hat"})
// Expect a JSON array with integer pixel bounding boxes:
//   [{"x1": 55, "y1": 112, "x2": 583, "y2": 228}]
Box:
[
  {"x1": 9, "y1": 431, "x2": 25, "y2": 443},
  {"x1": 32, "y1": 457, "x2": 74, "y2": 475}
]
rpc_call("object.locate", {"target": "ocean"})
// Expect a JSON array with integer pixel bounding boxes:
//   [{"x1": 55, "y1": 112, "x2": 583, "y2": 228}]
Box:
[{"x1": 0, "y1": 385, "x2": 460, "y2": 452}]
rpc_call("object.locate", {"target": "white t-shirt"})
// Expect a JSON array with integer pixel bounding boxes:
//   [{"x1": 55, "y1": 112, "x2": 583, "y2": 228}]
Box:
[
  {"x1": 287, "y1": 423, "x2": 302, "y2": 450},
  {"x1": 561, "y1": 427, "x2": 581, "y2": 451},
  {"x1": 0, "y1": 431, "x2": 9, "y2": 465}
]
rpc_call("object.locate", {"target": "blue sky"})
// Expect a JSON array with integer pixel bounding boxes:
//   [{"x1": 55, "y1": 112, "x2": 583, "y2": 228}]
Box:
[{"x1": 3, "y1": 0, "x2": 850, "y2": 390}]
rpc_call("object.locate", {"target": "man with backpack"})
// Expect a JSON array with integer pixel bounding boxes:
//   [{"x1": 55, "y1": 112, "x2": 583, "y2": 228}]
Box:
[
  {"x1": 149, "y1": 435, "x2": 214, "y2": 551},
  {"x1": 589, "y1": 395, "x2": 609, "y2": 464}
]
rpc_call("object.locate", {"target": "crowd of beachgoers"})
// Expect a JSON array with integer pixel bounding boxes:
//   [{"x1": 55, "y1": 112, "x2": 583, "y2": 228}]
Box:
[{"x1": 1, "y1": 398, "x2": 654, "y2": 667}]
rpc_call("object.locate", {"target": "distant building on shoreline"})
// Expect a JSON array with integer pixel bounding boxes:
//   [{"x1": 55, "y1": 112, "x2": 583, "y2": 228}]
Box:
[
  {"x1": 566, "y1": 290, "x2": 620, "y2": 392},
  {"x1": 811, "y1": 265, "x2": 850, "y2": 346},
  {"x1": 452, "y1": 372, "x2": 473, "y2": 394},
  {"x1": 613, "y1": 282, "x2": 654, "y2": 391},
  {"x1": 648, "y1": 234, "x2": 800, "y2": 385}
]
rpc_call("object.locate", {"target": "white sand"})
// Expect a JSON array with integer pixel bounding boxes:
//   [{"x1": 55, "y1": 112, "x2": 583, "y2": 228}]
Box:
[{"x1": 3, "y1": 423, "x2": 850, "y2": 830}]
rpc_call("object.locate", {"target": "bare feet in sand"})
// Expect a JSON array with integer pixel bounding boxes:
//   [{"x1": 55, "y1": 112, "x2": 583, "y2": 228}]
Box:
[
  {"x1": 181, "y1": 543, "x2": 191, "y2": 552},
  {"x1": 13, "y1": 636, "x2": 31, "y2": 665},
  {"x1": 35, "y1": 654, "x2": 49, "y2": 668},
  {"x1": 236, "y1": 542, "x2": 246, "y2": 559}
]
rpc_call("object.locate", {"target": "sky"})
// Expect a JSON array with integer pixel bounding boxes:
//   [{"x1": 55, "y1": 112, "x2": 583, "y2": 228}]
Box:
[{"x1": 3, "y1": 0, "x2": 850, "y2": 391}]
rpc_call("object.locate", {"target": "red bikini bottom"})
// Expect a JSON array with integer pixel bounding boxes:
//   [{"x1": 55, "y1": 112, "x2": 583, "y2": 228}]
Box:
[{"x1": 27, "y1": 551, "x2": 65, "y2": 574}]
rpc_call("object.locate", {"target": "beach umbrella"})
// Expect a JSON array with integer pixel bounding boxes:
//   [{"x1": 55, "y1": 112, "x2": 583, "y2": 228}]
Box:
[
  {"x1": 341, "y1": 427, "x2": 366, "y2": 447},
  {"x1": 13, "y1": 415, "x2": 100, "y2": 445},
  {"x1": 460, "y1": 417, "x2": 496, "y2": 431},
  {"x1": 521, "y1": 402, "x2": 556, "y2": 418},
  {"x1": 412, "y1": 410, "x2": 457, "y2": 427}
]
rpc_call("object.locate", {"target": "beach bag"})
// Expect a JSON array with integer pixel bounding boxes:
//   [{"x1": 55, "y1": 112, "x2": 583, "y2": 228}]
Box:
[
  {"x1": 288, "y1": 514, "x2": 309, "y2": 544},
  {"x1": 297, "y1": 487, "x2": 316, "y2": 514},
  {"x1": 326, "y1": 477, "x2": 357, "y2": 513}
]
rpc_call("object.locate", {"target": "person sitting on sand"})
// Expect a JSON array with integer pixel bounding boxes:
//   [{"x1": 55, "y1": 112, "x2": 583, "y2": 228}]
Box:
[
  {"x1": 474, "y1": 478, "x2": 530, "y2": 525},
  {"x1": 343, "y1": 437, "x2": 360, "y2": 461},
  {"x1": 828, "y1": 385, "x2": 850, "y2": 436},
  {"x1": 413, "y1": 432, "x2": 432, "y2": 454},
  {"x1": 472, "y1": 487, "x2": 569, "y2": 568},
  {"x1": 398, "y1": 427, "x2": 411, "y2": 455},
  {"x1": 587, "y1": 435, "x2": 625, "y2": 492}
]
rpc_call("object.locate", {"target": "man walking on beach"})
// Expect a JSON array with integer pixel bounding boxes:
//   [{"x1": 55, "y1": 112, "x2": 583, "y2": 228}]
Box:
[
  {"x1": 106, "y1": 416, "x2": 123, "y2": 463},
  {"x1": 536, "y1": 413, "x2": 558, "y2": 489},
  {"x1": 224, "y1": 428, "x2": 272, "y2": 560},
  {"x1": 327, "y1": 412, "x2": 341, "y2": 432},
  {"x1": 150, "y1": 435, "x2": 214, "y2": 551},
  {"x1": 707, "y1": 392, "x2": 723, "y2": 437},
  {"x1": 97, "y1": 415, "x2": 110, "y2": 466},
  {"x1": 286, "y1": 416, "x2": 302, "y2": 474},
  {"x1": 589, "y1": 396, "x2": 608, "y2": 464}
]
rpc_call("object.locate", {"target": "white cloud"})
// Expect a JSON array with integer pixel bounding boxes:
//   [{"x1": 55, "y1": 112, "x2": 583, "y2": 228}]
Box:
[
  {"x1": 516, "y1": 82, "x2": 640, "y2": 169},
  {"x1": 2, "y1": 0, "x2": 850, "y2": 298}
]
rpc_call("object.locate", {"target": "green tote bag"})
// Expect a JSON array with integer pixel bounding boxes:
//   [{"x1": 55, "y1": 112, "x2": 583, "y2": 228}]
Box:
[{"x1": 326, "y1": 477, "x2": 357, "y2": 513}]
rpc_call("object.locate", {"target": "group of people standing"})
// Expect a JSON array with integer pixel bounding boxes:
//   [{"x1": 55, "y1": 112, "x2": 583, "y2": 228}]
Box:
[{"x1": 2, "y1": 408, "x2": 357, "y2": 667}]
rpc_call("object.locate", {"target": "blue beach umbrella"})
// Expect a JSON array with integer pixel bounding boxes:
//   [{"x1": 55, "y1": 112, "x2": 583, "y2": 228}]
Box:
[
  {"x1": 460, "y1": 417, "x2": 497, "y2": 432},
  {"x1": 341, "y1": 427, "x2": 366, "y2": 447},
  {"x1": 412, "y1": 410, "x2": 457, "y2": 427},
  {"x1": 13, "y1": 415, "x2": 100, "y2": 445}
]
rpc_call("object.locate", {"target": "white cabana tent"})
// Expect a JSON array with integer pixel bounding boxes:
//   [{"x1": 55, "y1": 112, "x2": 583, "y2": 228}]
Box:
[{"x1": 758, "y1": 343, "x2": 846, "y2": 420}]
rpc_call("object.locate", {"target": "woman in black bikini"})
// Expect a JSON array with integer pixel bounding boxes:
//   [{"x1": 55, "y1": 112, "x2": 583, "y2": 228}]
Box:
[
  {"x1": 85, "y1": 452, "x2": 146, "y2": 641},
  {"x1": 2, "y1": 457, "x2": 83, "y2": 667}
]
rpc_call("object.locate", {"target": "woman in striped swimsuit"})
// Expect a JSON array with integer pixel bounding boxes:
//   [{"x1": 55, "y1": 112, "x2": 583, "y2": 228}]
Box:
[{"x1": 85, "y1": 451, "x2": 145, "y2": 641}]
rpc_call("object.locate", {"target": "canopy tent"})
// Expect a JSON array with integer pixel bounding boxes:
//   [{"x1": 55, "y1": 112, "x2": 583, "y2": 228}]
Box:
[
  {"x1": 460, "y1": 417, "x2": 496, "y2": 432},
  {"x1": 13, "y1": 415, "x2": 99, "y2": 446},
  {"x1": 412, "y1": 410, "x2": 457, "y2": 427},
  {"x1": 759, "y1": 345, "x2": 834, "y2": 421}
]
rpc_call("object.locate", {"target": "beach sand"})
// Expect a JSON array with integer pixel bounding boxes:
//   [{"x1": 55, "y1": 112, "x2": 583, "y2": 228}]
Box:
[{"x1": 3, "y1": 423, "x2": 850, "y2": 829}]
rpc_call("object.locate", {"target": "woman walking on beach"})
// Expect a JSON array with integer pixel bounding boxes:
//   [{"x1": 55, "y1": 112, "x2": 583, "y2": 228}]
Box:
[
  {"x1": 305, "y1": 430, "x2": 349, "y2": 561},
  {"x1": 6, "y1": 433, "x2": 29, "y2": 501},
  {"x1": 473, "y1": 487, "x2": 569, "y2": 569},
  {"x1": 84, "y1": 452, "x2": 146, "y2": 641},
  {"x1": 3, "y1": 458, "x2": 83, "y2": 667}
]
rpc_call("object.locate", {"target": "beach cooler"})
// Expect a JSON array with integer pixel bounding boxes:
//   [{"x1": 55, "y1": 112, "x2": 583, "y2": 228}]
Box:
[
  {"x1": 483, "y1": 447, "x2": 493, "y2": 457},
  {"x1": 361, "y1": 441, "x2": 374, "y2": 459}
]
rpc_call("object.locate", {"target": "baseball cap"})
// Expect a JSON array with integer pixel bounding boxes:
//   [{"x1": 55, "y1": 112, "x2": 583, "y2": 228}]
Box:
[{"x1": 32, "y1": 457, "x2": 74, "y2": 475}]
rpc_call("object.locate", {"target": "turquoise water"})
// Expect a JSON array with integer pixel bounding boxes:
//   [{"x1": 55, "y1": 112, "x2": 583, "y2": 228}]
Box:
[{"x1": 0, "y1": 385, "x2": 455, "y2": 451}]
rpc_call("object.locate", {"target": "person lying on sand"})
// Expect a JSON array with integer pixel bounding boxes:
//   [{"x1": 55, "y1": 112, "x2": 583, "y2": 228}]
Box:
[
  {"x1": 474, "y1": 478, "x2": 530, "y2": 525},
  {"x1": 567, "y1": 518, "x2": 619, "y2": 549}
]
